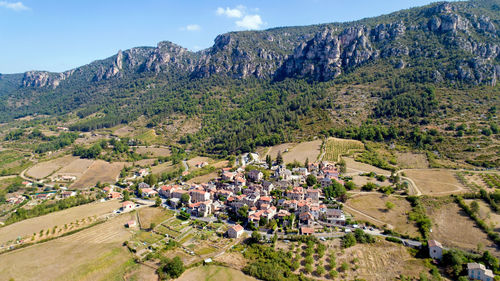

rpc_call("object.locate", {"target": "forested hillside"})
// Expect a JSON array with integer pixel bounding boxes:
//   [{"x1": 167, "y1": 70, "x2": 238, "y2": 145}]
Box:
[{"x1": 0, "y1": 0, "x2": 498, "y2": 167}]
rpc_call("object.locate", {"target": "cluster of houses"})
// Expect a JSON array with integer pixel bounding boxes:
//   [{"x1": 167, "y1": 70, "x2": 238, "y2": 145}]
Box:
[{"x1": 129, "y1": 160, "x2": 347, "y2": 236}]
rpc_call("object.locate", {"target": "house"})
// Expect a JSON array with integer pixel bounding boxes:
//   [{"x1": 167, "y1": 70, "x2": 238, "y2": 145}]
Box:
[
  {"x1": 122, "y1": 201, "x2": 135, "y2": 211},
  {"x1": 36, "y1": 193, "x2": 53, "y2": 200},
  {"x1": 195, "y1": 162, "x2": 209, "y2": 168},
  {"x1": 60, "y1": 191, "x2": 76, "y2": 199},
  {"x1": 325, "y1": 209, "x2": 346, "y2": 225},
  {"x1": 138, "y1": 182, "x2": 150, "y2": 189},
  {"x1": 468, "y1": 263, "x2": 495, "y2": 281},
  {"x1": 141, "y1": 188, "x2": 158, "y2": 198},
  {"x1": 222, "y1": 171, "x2": 235, "y2": 181},
  {"x1": 108, "y1": 191, "x2": 122, "y2": 199},
  {"x1": 305, "y1": 189, "x2": 320, "y2": 202},
  {"x1": 227, "y1": 224, "x2": 244, "y2": 238},
  {"x1": 319, "y1": 176, "x2": 332, "y2": 188},
  {"x1": 235, "y1": 176, "x2": 246, "y2": 187},
  {"x1": 275, "y1": 166, "x2": 292, "y2": 181},
  {"x1": 301, "y1": 226, "x2": 315, "y2": 235},
  {"x1": 127, "y1": 220, "x2": 137, "y2": 228},
  {"x1": 137, "y1": 169, "x2": 149, "y2": 177},
  {"x1": 428, "y1": 240, "x2": 443, "y2": 260},
  {"x1": 248, "y1": 170, "x2": 263, "y2": 182},
  {"x1": 7, "y1": 195, "x2": 25, "y2": 204},
  {"x1": 299, "y1": 212, "x2": 314, "y2": 226},
  {"x1": 190, "y1": 189, "x2": 210, "y2": 203}
]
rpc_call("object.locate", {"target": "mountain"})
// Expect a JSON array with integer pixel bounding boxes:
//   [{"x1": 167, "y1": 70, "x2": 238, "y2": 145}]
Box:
[{"x1": 0, "y1": 0, "x2": 499, "y2": 167}]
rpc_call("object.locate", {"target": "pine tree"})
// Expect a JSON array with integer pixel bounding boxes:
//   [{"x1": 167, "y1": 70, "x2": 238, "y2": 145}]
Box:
[{"x1": 276, "y1": 151, "x2": 283, "y2": 165}]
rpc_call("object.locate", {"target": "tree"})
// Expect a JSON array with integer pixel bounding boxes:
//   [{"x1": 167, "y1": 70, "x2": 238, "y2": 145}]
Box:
[
  {"x1": 276, "y1": 151, "x2": 283, "y2": 165},
  {"x1": 342, "y1": 233, "x2": 356, "y2": 248},
  {"x1": 344, "y1": 181, "x2": 356, "y2": 190},
  {"x1": 159, "y1": 256, "x2": 185, "y2": 279},
  {"x1": 316, "y1": 265, "x2": 325, "y2": 276},
  {"x1": 337, "y1": 159, "x2": 346, "y2": 174},
  {"x1": 305, "y1": 157, "x2": 309, "y2": 168},
  {"x1": 237, "y1": 205, "x2": 249, "y2": 219},
  {"x1": 251, "y1": 231, "x2": 261, "y2": 243},
  {"x1": 470, "y1": 201, "x2": 480, "y2": 214},
  {"x1": 179, "y1": 210, "x2": 190, "y2": 220},
  {"x1": 122, "y1": 190, "x2": 130, "y2": 201},
  {"x1": 180, "y1": 193, "x2": 190, "y2": 205},
  {"x1": 266, "y1": 155, "x2": 272, "y2": 168},
  {"x1": 306, "y1": 174, "x2": 317, "y2": 186},
  {"x1": 150, "y1": 222, "x2": 156, "y2": 230},
  {"x1": 155, "y1": 196, "x2": 162, "y2": 207},
  {"x1": 305, "y1": 263, "x2": 313, "y2": 274},
  {"x1": 386, "y1": 201, "x2": 395, "y2": 210}
]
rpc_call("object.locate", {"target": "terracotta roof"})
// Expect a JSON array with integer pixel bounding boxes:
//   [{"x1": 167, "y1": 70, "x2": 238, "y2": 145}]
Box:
[
  {"x1": 428, "y1": 240, "x2": 442, "y2": 248},
  {"x1": 231, "y1": 224, "x2": 244, "y2": 232},
  {"x1": 301, "y1": 227, "x2": 314, "y2": 234}
]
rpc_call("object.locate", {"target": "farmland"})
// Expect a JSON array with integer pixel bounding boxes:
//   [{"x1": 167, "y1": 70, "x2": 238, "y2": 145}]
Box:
[
  {"x1": 403, "y1": 169, "x2": 467, "y2": 196},
  {"x1": 135, "y1": 146, "x2": 171, "y2": 157},
  {"x1": 343, "y1": 157, "x2": 391, "y2": 175},
  {"x1": 177, "y1": 265, "x2": 257, "y2": 281},
  {"x1": 0, "y1": 212, "x2": 135, "y2": 281},
  {"x1": 0, "y1": 200, "x2": 121, "y2": 245},
  {"x1": 26, "y1": 155, "x2": 79, "y2": 179},
  {"x1": 395, "y1": 152, "x2": 429, "y2": 169},
  {"x1": 425, "y1": 198, "x2": 500, "y2": 257},
  {"x1": 71, "y1": 160, "x2": 126, "y2": 189},
  {"x1": 346, "y1": 194, "x2": 419, "y2": 237},
  {"x1": 322, "y1": 138, "x2": 364, "y2": 162}
]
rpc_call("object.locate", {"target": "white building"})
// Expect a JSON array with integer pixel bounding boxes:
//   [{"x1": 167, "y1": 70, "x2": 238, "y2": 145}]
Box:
[
  {"x1": 468, "y1": 263, "x2": 495, "y2": 281},
  {"x1": 428, "y1": 240, "x2": 443, "y2": 260},
  {"x1": 227, "y1": 224, "x2": 244, "y2": 238}
]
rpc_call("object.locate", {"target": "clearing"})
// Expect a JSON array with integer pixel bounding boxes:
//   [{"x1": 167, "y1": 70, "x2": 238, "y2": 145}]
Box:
[
  {"x1": 0, "y1": 200, "x2": 121, "y2": 244},
  {"x1": 176, "y1": 265, "x2": 257, "y2": 281},
  {"x1": 403, "y1": 169, "x2": 467, "y2": 196},
  {"x1": 346, "y1": 193, "x2": 419, "y2": 237},
  {"x1": 137, "y1": 207, "x2": 174, "y2": 229},
  {"x1": 135, "y1": 146, "x2": 171, "y2": 157},
  {"x1": 26, "y1": 155, "x2": 81, "y2": 179},
  {"x1": 322, "y1": 138, "x2": 364, "y2": 162},
  {"x1": 282, "y1": 140, "x2": 322, "y2": 164},
  {"x1": 0, "y1": 212, "x2": 136, "y2": 281},
  {"x1": 396, "y1": 152, "x2": 429, "y2": 169},
  {"x1": 343, "y1": 157, "x2": 391, "y2": 176},
  {"x1": 71, "y1": 160, "x2": 126, "y2": 189},
  {"x1": 465, "y1": 199, "x2": 500, "y2": 232},
  {"x1": 425, "y1": 199, "x2": 500, "y2": 257}
]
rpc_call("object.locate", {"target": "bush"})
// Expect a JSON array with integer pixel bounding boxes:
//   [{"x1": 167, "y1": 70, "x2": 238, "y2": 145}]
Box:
[{"x1": 158, "y1": 256, "x2": 185, "y2": 280}]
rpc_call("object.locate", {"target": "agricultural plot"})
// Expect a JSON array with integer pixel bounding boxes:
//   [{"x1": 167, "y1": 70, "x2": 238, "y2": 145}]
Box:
[
  {"x1": 135, "y1": 146, "x2": 171, "y2": 157},
  {"x1": 480, "y1": 173, "x2": 500, "y2": 189},
  {"x1": 426, "y1": 200, "x2": 500, "y2": 257},
  {"x1": 0, "y1": 212, "x2": 135, "y2": 281},
  {"x1": 346, "y1": 194, "x2": 419, "y2": 237},
  {"x1": 51, "y1": 157, "x2": 93, "y2": 180},
  {"x1": 323, "y1": 138, "x2": 364, "y2": 162},
  {"x1": 395, "y1": 152, "x2": 429, "y2": 169},
  {"x1": 0, "y1": 200, "x2": 121, "y2": 245},
  {"x1": 282, "y1": 140, "x2": 322, "y2": 164},
  {"x1": 464, "y1": 199, "x2": 500, "y2": 232},
  {"x1": 177, "y1": 265, "x2": 257, "y2": 281},
  {"x1": 137, "y1": 207, "x2": 174, "y2": 229},
  {"x1": 343, "y1": 157, "x2": 391, "y2": 175},
  {"x1": 71, "y1": 160, "x2": 126, "y2": 189},
  {"x1": 26, "y1": 155, "x2": 80, "y2": 179},
  {"x1": 0, "y1": 149, "x2": 29, "y2": 174},
  {"x1": 404, "y1": 169, "x2": 467, "y2": 196}
]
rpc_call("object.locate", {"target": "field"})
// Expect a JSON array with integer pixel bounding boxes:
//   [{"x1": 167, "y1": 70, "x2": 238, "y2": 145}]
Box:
[
  {"x1": 323, "y1": 138, "x2": 364, "y2": 162},
  {"x1": 395, "y1": 152, "x2": 429, "y2": 169},
  {"x1": 403, "y1": 169, "x2": 467, "y2": 196},
  {"x1": 335, "y1": 241, "x2": 430, "y2": 280},
  {"x1": 263, "y1": 143, "x2": 295, "y2": 160},
  {"x1": 425, "y1": 199, "x2": 500, "y2": 257},
  {"x1": 137, "y1": 207, "x2": 174, "y2": 229},
  {"x1": 71, "y1": 160, "x2": 126, "y2": 189},
  {"x1": 0, "y1": 149, "x2": 29, "y2": 174},
  {"x1": 26, "y1": 155, "x2": 79, "y2": 179},
  {"x1": 350, "y1": 175, "x2": 392, "y2": 188},
  {"x1": 187, "y1": 156, "x2": 213, "y2": 168},
  {"x1": 0, "y1": 212, "x2": 136, "y2": 281},
  {"x1": 346, "y1": 194, "x2": 419, "y2": 237},
  {"x1": 52, "y1": 157, "x2": 94, "y2": 179},
  {"x1": 282, "y1": 140, "x2": 322, "y2": 164},
  {"x1": 343, "y1": 157, "x2": 391, "y2": 175},
  {"x1": 0, "y1": 200, "x2": 121, "y2": 245},
  {"x1": 176, "y1": 265, "x2": 257, "y2": 281},
  {"x1": 465, "y1": 199, "x2": 500, "y2": 231},
  {"x1": 135, "y1": 146, "x2": 171, "y2": 157}
]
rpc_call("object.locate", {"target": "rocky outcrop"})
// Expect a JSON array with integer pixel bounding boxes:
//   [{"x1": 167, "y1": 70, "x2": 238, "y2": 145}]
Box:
[
  {"x1": 22, "y1": 70, "x2": 74, "y2": 88},
  {"x1": 277, "y1": 26, "x2": 378, "y2": 81}
]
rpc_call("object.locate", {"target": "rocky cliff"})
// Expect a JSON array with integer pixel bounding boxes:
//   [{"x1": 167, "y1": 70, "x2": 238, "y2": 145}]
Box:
[{"x1": 14, "y1": 0, "x2": 500, "y2": 89}]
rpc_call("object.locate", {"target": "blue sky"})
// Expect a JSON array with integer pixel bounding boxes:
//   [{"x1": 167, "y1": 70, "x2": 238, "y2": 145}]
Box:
[{"x1": 1, "y1": 0, "x2": 447, "y2": 73}]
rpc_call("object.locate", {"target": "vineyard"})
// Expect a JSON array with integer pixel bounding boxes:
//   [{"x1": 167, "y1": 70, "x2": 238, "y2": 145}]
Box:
[
  {"x1": 322, "y1": 138, "x2": 364, "y2": 162},
  {"x1": 480, "y1": 174, "x2": 500, "y2": 189}
]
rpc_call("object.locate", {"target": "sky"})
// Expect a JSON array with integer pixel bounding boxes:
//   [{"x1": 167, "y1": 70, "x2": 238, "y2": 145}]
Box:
[{"x1": 0, "y1": 0, "x2": 450, "y2": 74}]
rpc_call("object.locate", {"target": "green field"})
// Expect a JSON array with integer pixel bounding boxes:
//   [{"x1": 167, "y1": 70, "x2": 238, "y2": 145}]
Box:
[{"x1": 323, "y1": 138, "x2": 364, "y2": 162}]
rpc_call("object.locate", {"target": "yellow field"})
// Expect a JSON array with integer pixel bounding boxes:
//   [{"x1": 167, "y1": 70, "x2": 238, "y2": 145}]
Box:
[
  {"x1": 404, "y1": 169, "x2": 466, "y2": 196},
  {"x1": 71, "y1": 160, "x2": 126, "y2": 189},
  {"x1": 0, "y1": 200, "x2": 121, "y2": 245},
  {"x1": 176, "y1": 265, "x2": 257, "y2": 281},
  {"x1": 26, "y1": 155, "x2": 80, "y2": 179},
  {"x1": 0, "y1": 212, "x2": 136, "y2": 281},
  {"x1": 323, "y1": 138, "x2": 364, "y2": 162}
]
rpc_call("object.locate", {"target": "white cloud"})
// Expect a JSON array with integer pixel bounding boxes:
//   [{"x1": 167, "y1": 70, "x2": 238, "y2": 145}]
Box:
[
  {"x1": 216, "y1": 5, "x2": 264, "y2": 30},
  {"x1": 182, "y1": 24, "x2": 201, "y2": 31},
  {"x1": 236, "y1": 14, "x2": 263, "y2": 30},
  {"x1": 0, "y1": 1, "x2": 29, "y2": 11},
  {"x1": 216, "y1": 6, "x2": 243, "y2": 18}
]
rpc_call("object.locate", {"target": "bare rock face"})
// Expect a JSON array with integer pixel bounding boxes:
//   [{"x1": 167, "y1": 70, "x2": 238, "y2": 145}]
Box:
[
  {"x1": 22, "y1": 70, "x2": 73, "y2": 88},
  {"x1": 277, "y1": 26, "x2": 379, "y2": 81}
]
